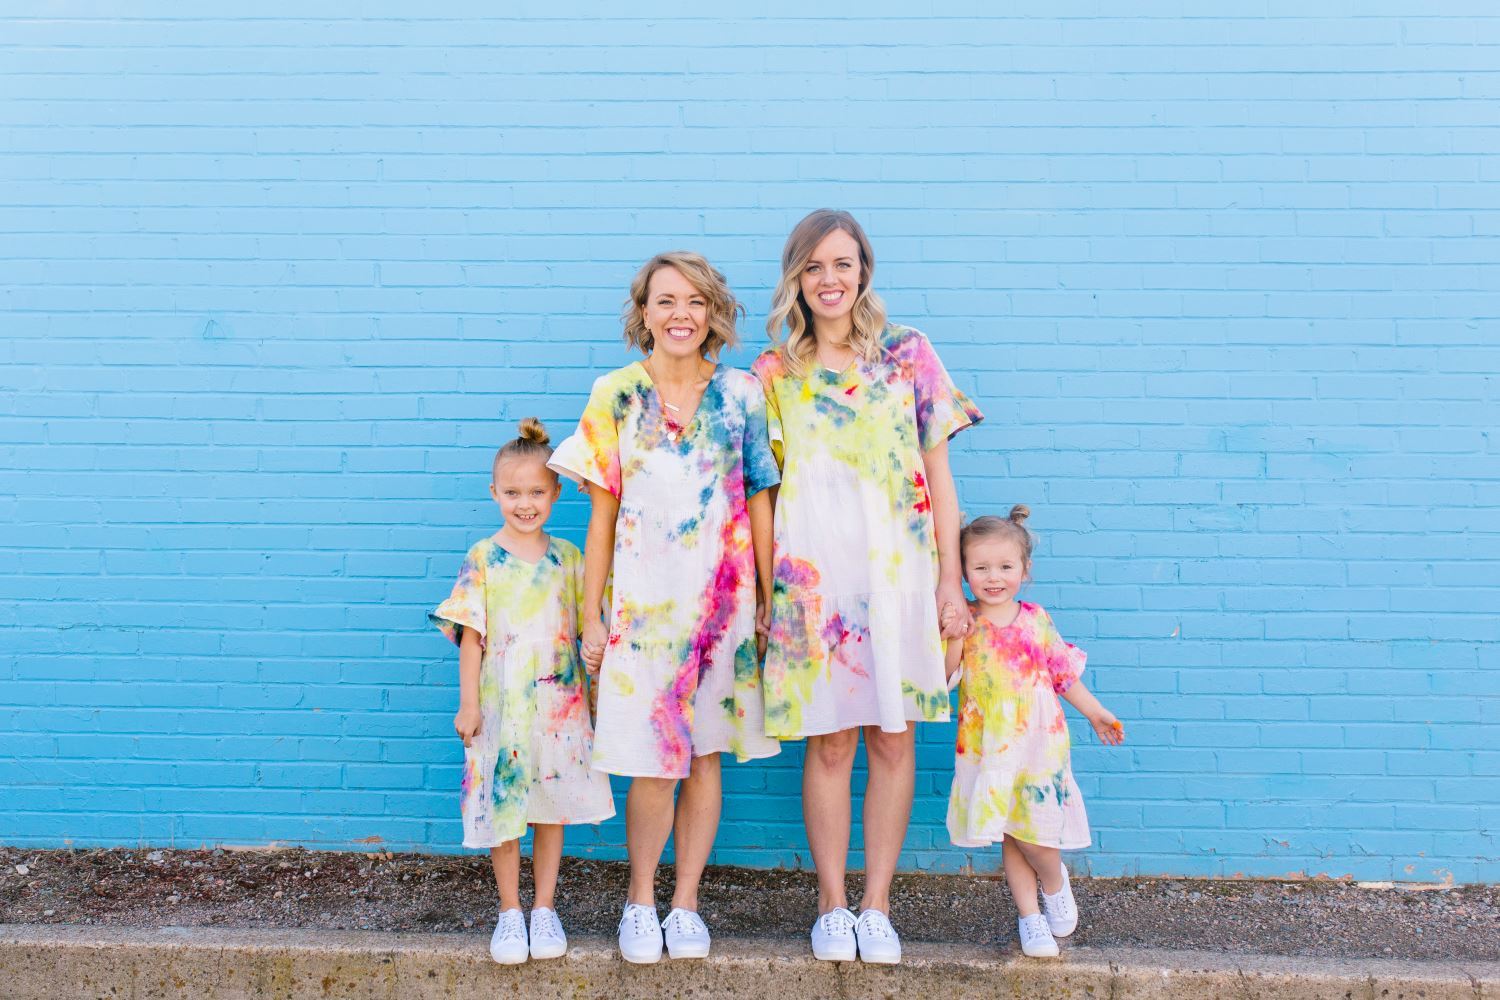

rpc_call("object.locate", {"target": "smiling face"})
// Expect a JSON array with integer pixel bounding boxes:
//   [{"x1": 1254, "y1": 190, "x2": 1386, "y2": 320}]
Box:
[
  {"x1": 489, "y1": 455, "x2": 560, "y2": 535},
  {"x1": 798, "y1": 228, "x2": 863, "y2": 331},
  {"x1": 963, "y1": 536, "x2": 1029, "y2": 611},
  {"x1": 641, "y1": 264, "x2": 710, "y2": 361}
]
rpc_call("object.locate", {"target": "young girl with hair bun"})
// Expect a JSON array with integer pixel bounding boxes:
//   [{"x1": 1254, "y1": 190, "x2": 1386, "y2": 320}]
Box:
[
  {"x1": 430, "y1": 418, "x2": 614, "y2": 966},
  {"x1": 941, "y1": 505, "x2": 1124, "y2": 959}
]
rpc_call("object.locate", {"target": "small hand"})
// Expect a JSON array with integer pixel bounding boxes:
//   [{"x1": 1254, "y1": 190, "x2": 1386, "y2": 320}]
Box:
[
  {"x1": 939, "y1": 601, "x2": 958, "y2": 634},
  {"x1": 1089, "y1": 709, "x2": 1125, "y2": 746},
  {"x1": 580, "y1": 617, "x2": 608, "y2": 671},
  {"x1": 755, "y1": 598, "x2": 771, "y2": 660},
  {"x1": 936, "y1": 583, "x2": 970, "y2": 640},
  {"x1": 454, "y1": 704, "x2": 482, "y2": 748}
]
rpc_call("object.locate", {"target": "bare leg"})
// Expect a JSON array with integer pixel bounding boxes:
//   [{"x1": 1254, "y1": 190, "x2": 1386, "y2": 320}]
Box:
[
  {"x1": 803, "y1": 728, "x2": 859, "y2": 914},
  {"x1": 491, "y1": 840, "x2": 522, "y2": 912},
  {"x1": 857, "y1": 726, "x2": 915, "y2": 915},
  {"x1": 626, "y1": 776, "x2": 679, "y2": 907},
  {"x1": 1002, "y1": 835, "x2": 1042, "y2": 917},
  {"x1": 668, "y1": 752, "x2": 722, "y2": 912},
  {"x1": 530, "y1": 824, "x2": 563, "y2": 910},
  {"x1": 1012, "y1": 838, "x2": 1064, "y2": 895}
]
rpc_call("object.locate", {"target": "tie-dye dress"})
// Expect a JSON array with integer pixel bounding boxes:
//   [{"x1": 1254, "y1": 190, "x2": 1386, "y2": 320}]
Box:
[
  {"x1": 752, "y1": 325, "x2": 983, "y2": 738},
  {"x1": 429, "y1": 535, "x2": 615, "y2": 848},
  {"x1": 548, "y1": 362, "x2": 782, "y2": 779},
  {"x1": 947, "y1": 602, "x2": 1091, "y2": 850}
]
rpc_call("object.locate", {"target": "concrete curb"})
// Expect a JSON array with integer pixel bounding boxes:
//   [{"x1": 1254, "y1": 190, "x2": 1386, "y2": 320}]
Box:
[{"x1": 1, "y1": 923, "x2": 1495, "y2": 1000}]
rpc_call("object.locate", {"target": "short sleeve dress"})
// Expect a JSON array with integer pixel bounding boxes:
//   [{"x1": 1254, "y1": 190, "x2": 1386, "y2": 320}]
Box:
[
  {"x1": 429, "y1": 536, "x2": 615, "y2": 848},
  {"x1": 752, "y1": 325, "x2": 983, "y2": 738},
  {"x1": 548, "y1": 362, "x2": 782, "y2": 779},
  {"x1": 946, "y1": 601, "x2": 1090, "y2": 850}
]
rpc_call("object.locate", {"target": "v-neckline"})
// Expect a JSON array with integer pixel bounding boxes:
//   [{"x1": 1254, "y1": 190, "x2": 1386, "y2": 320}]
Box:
[
  {"x1": 635, "y1": 359, "x2": 719, "y2": 438},
  {"x1": 490, "y1": 532, "x2": 552, "y2": 567}
]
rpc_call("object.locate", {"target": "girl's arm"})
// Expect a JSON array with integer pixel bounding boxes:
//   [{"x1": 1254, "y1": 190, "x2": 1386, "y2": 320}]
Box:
[
  {"x1": 580, "y1": 482, "x2": 619, "y2": 669},
  {"x1": 454, "y1": 628, "x2": 483, "y2": 746},
  {"x1": 1060, "y1": 679, "x2": 1124, "y2": 745},
  {"x1": 749, "y1": 488, "x2": 774, "y2": 656},
  {"x1": 943, "y1": 634, "x2": 963, "y2": 683},
  {"x1": 923, "y1": 439, "x2": 969, "y2": 640}
]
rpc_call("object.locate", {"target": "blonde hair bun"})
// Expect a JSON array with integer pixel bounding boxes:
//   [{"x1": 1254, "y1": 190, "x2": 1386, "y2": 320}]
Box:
[
  {"x1": 1008, "y1": 504, "x2": 1031, "y2": 524},
  {"x1": 517, "y1": 416, "x2": 550, "y2": 447}
]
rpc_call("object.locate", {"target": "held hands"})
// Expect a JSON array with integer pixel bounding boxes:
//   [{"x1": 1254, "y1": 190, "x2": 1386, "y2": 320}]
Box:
[
  {"x1": 755, "y1": 596, "x2": 771, "y2": 660},
  {"x1": 580, "y1": 617, "x2": 608, "y2": 672},
  {"x1": 936, "y1": 582, "x2": 970, "y2": 640},
  {"x1": 453, "y1": 703, "x2": 482, "y2": 748},
  {"x1": 1087, "y1": 707, "x2": 1126, "y2": 746}
]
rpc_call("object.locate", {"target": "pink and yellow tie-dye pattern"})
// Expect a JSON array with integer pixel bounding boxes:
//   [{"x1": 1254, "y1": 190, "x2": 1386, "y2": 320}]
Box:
[
  {"x1": 549, "y1": 363, "x2": 780, "y2": 779},
  {"x1": 753, "y1": 325, "x2": 983, "y2": 738},
  {"x1": 946, "y1": 601, "x2": 1091, "y2": 851},
  {"x1": 429, "y1": 536, "x2": 614, "y2": 848}
]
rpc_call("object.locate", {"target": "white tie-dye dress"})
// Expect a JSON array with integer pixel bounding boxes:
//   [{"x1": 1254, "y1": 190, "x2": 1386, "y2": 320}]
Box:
[
  {"x1": 947, "y1": 602, "x2": 1091, "y2": 850},
  {"x1": 429, "y1": 536, "x2": 615, "y2": 848},
  {"x1": 548, "y1": 362, "x2": 782, "y2": 779},
  {"x1": 752, "y1": 325, "x2": 983, "y2": 738}
]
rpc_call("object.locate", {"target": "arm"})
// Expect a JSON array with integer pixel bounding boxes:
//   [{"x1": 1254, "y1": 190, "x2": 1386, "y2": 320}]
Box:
[
  {"x1": 923, "y1": 439, "x2": 969, "y2": 640},
  {"x1": 454, "y1": 628, "x2": 483, "y2": 747},
  {"x1": 579, "y1": 482, "x2": 619, "y2": 669},
  {"x1": 1060, "y1": 678, "x2": 1124, "y2": 745},
  {"x1": 944, "y1": 634, "x2": 963, "y2": 682},
  {"x1": 749, "y1": 487, "x2": 774, "y2": 656}
]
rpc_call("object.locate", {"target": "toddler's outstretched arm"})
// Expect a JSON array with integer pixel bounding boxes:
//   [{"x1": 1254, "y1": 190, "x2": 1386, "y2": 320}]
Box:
[{"x1": 1061, "y1": 679, "x2": 1124, "y2": 746}]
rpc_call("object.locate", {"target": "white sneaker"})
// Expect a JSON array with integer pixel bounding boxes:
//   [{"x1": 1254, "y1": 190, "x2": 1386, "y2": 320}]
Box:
[
  {"x1": 810, "y1": 906, "x2": 857, "y2": 961},
  {"x1": 1018, "y1": 913, "x2": 1060, "y2": 958},
  {"x1": 617, "y1": 902, "x2": 663, "y2": 964},
  {"x1": 489, "y1": 907, "x2": 528, "y2": 965},
  {"x1": 1040, "y1": 866, "x2": 1078, "y2": 938},
  {"x1": 854, "y1": 908, "x2": 901, "y2": 964},
  {"x1": 528, "y1": 906, "x2": 567, "y2": 960},
  {"x1": 661, "y1": 907, "x2": 711, "y2": 959}
]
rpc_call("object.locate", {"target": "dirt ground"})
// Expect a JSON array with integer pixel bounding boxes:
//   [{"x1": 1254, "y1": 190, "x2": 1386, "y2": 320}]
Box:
[{"x1": 2, "y1": 846, "x2": 1495, "y2": 962}]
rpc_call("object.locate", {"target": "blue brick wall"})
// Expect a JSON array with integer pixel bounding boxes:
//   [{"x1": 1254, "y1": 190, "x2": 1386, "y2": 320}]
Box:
[{"x1": 2, "y1": 5, "x2": 1496, "y2": 884}]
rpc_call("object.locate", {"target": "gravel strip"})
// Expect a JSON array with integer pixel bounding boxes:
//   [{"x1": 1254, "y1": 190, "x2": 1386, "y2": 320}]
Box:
[{"x1": 2, "y1": 846, "x2": 1494, "y2": 961}]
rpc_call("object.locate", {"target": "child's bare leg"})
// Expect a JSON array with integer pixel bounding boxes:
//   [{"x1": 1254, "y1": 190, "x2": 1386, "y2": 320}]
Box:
[
  {"x1": 1001, "y1": 835, "x2": 1041, "y2": 917},
  {"x1": 530, "y1": 824, "x2": 563, "y2": 910},
  {"x1": 491, "y1": 840, "x2": 522, "y2": 911},
  {"x1": 1011, "y1": 839, "x2": 1064, "y2": 895}
]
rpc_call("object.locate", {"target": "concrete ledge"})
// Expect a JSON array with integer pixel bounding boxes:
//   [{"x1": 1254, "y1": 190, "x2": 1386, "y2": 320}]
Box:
[{"x1": 2, "y1": 923, "x2": 1496, "y2": 1000}]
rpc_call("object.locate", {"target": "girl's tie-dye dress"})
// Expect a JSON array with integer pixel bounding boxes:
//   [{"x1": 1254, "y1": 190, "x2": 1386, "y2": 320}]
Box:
[
  {"x1": 752, "y1": 325, "x2": 983, "y2": 738},
  {"x1": 947, "y1": 602, "x2": 1091, "y2": 850},
  {"x1": 429, "y1": 536, "x2": 615, "y2": 848},
  {"x1": 548, "y1": 362, "x2": 782, "y2": 779}
]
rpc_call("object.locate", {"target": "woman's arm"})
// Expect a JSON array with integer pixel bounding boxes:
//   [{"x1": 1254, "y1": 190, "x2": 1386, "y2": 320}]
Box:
[
  {"x1": 749, "y1": 487, "x2": 774, "y2": 656},
  {"x1": 580, "y1": 482, "x2": 619, "y2": 668},
  {"x1": 923, "y1": 439, "x2": 969, "y2": 640}
]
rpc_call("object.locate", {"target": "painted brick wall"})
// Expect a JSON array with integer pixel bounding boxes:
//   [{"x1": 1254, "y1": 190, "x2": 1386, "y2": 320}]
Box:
[{"x1": 2, "y1": 5, "x2": 1496, "y2": 883}]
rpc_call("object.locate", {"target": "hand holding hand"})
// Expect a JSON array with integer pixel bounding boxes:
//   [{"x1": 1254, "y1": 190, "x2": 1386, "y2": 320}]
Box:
[
  {"x1": 936, "y1": 583, "x2": 970, "y2": 640},
  {"x1": 581, "y1": 618, "x2": 608, "y2": 671},
  {"x1": 755, "y1": 598, "x2": 771, "y2": 659}
]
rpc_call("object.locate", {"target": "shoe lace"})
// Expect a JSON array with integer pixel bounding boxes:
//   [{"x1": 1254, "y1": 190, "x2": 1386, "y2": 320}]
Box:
[
  {"x1": 499, "y1": 910, "x2": 526, "y2": 941},
  {"x1": 623, "y1": 905, "x2": 656, "y2": 936},
  {"x1": 665, "y1": 909, "x2": 705, "y2": 936},
  {"x1": 858, "y1": 911, "x2": 893, "y2": 939},
  {"x1": 533, "y1": 909, "x2": 562, "y2": 938},
  {"x1": 1020, "y1": 914, "x2": 1050, "y2": 943},
  {"x1": 820, "y1": 909, "x2": 854, "y2": 935}
]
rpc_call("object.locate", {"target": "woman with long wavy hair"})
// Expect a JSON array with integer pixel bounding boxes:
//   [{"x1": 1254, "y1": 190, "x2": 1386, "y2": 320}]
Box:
[{"x1": 752, "y1": 210, "x2": 982, "y2": 964}]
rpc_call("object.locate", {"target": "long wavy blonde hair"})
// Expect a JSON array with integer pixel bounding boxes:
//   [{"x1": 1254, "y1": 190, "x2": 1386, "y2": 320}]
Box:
[
  {"x1": 765, "y1": 209, "x2": 888, "y2": 378},
  {"x1": 621, "y1": 251, "x2": 742, "y2": 359}
]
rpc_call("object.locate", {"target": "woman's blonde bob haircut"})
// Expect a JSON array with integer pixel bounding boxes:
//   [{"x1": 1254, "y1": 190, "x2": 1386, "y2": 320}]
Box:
[
  {"x1": 621, "y1": 251, "x2": 743, "y2": 359},
  {"x1": 766, "y1": 209, "x2": 888, "y2": 377}
]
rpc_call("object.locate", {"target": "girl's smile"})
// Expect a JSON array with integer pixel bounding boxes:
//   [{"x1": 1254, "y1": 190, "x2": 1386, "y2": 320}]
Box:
[
  {"x1": 963, "y1": 537, "x2": 1028, "y2": 613},
  {"x1": 491, "y1": 456, "x2": 560, "y2": 537}
]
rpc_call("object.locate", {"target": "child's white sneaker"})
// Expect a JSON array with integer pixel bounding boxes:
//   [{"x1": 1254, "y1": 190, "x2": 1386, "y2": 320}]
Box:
[
  {"x1": 1017, "y1": 913, "x2": 1060, "y2": 958},
  {"x1": 661, "y1": 907, "x2": 711, "y2": 959},
  {"x1": 489, "y1": 907, "x2": 528, "y2": 965},
  {"x1": 1040, "y1": 866, "x2": 1078, "y2": 938},
  {"x1": 617, "y1": 902, "x2": 663, "y2": 964},
  {"x1": 528, "y1": 906, "x2": 567, "y2": 960},
  {"x1": 809, "y1": 906, "x2": 857, "y2": 962},
  {"x1": 854, "y1": 908, "x2": 901, "y2": 964}
]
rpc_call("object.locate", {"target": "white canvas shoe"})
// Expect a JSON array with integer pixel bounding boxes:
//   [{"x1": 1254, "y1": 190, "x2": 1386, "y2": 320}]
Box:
[
  {"x1": 528, "y1": 906, "x2": 567, "y2": 960},
  {"x1": 661, "y1": 907, "x2": 711, "y2": 959},
  {"x1": 854, "y1": 908, "x2": 901, "y2": 964},
  {"x1": 1040, "y1": 866, "x2": 1078, "y2": 938},
  {"x1": 810, "y1": 907, "x2": 857, "y2": 962},
  {"x1": 617, "y1": 902, "x2": 664, "y2": 964},
  {"x1": 489, "y1": 907, "x2": 528, "y2": 965},
  {"x1": 1018, "y1": 913, "x2": 1060, "y2": 958}
]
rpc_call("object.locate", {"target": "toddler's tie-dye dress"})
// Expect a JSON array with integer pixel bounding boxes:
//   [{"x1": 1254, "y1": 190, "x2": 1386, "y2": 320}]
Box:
[
  {"x1": 752, "y1": 325, "x2": 983, "y2": 738},
  {"x1": 947, "y1": 601, "x2": 1091, "y2": 850},
  {"x1": 429, "y1": 536, "x2": 615, "y2": 848},
  {"x1": 549, "y1": 363, "x2": 782, "y2": 779}
]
